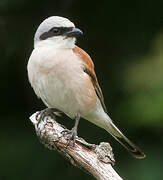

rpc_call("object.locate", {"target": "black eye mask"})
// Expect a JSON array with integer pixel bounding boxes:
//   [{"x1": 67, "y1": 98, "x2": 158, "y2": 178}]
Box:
[{"x1": 39, "y1": 27, "x2": 73, "y2": 40}]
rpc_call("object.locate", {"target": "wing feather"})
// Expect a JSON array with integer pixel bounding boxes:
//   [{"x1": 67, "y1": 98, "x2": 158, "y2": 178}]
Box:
[{"x1": 73, "y1": 46, "x2": 108, "y2": 113}]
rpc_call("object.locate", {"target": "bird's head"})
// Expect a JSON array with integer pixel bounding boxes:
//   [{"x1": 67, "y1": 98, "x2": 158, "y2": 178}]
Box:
[{"x1": 34, "y1": 16, "x2": 83, "y2": 49}]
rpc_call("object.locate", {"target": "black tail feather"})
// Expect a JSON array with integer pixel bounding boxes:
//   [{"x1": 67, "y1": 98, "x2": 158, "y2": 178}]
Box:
[{"x1": 107, "y1": 121, "x2": 146, "y2": 159}]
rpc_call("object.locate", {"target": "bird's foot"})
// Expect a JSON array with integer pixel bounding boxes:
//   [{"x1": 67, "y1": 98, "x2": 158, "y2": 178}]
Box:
[
  {"x1": 36, "y1": 108, "x2": 58, "y2": 127},
  {"x1": 62, "y1": 128, "x2": 78, "y2": 147}
]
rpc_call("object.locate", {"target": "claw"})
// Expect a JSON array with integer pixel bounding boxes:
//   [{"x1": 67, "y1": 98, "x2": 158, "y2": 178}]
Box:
[
  {"x1": 61, "y1": 114, "x2": 80, "y2": 147},
  {"x1": 36, "y1": 108, "x2": 58, "y2": 127},
  {"x1": 62, "y1": 128, "x2": 77, "y2": 147}
]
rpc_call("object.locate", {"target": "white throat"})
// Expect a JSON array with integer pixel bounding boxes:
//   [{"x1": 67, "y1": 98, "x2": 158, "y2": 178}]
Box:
[{"x1": 34, "y1": 36, "x2": 76, "y2": 49}]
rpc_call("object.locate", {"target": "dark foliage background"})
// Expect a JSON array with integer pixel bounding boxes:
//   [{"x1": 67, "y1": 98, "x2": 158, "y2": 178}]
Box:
[{"x1": 0, "y1": 0, "x2": 163, "y2": 179}]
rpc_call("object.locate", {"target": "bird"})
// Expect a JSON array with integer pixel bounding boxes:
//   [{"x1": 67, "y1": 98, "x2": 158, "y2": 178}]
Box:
[{"x1": 27, "y1": 16, "x2": 145, "y2": 159}]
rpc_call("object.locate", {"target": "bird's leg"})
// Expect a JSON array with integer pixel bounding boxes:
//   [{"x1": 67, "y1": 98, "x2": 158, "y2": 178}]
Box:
[
  {"x1": 62, "y1": 113, "x2": 80, "y2": 147},
  {"x1": 36, "y1": 108, "x2": 60, "y2": 127}
]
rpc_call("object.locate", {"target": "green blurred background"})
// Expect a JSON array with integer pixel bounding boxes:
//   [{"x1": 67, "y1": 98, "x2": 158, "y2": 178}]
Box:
[{"x1": 0, "y1": 0, "x2": 163, "y2": 179}]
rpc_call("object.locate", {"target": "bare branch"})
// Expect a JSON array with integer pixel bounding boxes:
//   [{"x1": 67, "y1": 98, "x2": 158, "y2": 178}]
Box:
[{"x1": 29, "y1": 112, "x2": 123, "y2": 180}]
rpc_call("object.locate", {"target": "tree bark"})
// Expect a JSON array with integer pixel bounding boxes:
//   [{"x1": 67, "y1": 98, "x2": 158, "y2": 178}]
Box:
[{"x1": 29, "y1": 112, "x2": 123, "y2": 180}]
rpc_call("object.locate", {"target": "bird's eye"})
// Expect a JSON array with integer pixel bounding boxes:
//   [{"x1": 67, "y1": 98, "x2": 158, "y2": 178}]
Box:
[{"x1": 51, "y1": 28, "x2": 59, "y2": 34}]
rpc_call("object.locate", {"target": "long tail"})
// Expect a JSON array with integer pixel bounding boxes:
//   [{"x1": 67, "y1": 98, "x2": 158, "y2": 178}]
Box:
[{"x1": 105, "y1": 119, "x2": 146, "y2": 159}]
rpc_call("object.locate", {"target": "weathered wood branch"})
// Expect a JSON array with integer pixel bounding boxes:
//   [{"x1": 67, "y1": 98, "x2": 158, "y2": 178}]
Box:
[{"x1": 29, "y1": 112, "x2": 123, "y2": 180}]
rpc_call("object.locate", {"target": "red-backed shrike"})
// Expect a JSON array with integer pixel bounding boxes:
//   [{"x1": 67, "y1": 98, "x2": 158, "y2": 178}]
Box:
[{"x1": 28, "y1": 16, "x2": 145, "y2": 159}]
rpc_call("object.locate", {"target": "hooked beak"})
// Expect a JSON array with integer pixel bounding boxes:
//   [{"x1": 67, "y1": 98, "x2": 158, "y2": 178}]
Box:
[{"x1": 64, "y1": 27, "x2": 83, "y2": 38}]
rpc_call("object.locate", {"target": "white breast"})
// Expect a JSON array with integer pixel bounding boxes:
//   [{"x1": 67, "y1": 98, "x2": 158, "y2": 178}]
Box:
[{"x1": 27, "y1": 46, "x2": 96, "y2": 118}]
